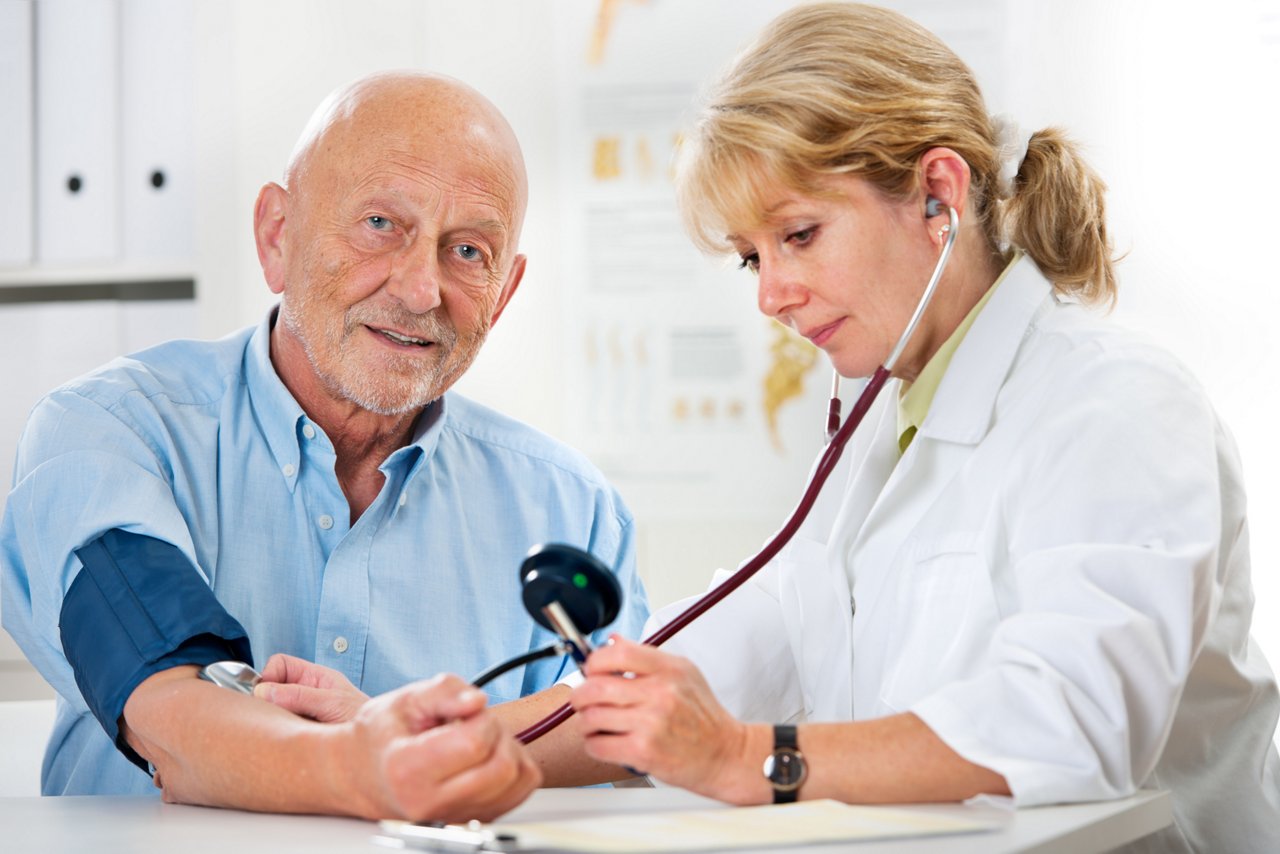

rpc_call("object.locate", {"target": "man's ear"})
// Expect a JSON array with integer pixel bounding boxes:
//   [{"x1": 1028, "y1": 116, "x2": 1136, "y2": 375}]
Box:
[
  {"x1": 253, "y1": 183, "x2": 290, "y2": 295},
  {"x1": 918, "y1": 147, "x2": 972, "y2": 239},
  {"x1": 489, "y1": 254, "x2": 526, "y2": 328}
]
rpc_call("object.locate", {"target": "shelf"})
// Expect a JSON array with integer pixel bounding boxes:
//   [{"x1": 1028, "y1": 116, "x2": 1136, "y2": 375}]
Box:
[
  {"x1": 0, "y1": 262, "x2": 195, "y2": 286},
  {"x1": 0, "y1": 264, "x2": 195, "y2": 304}
]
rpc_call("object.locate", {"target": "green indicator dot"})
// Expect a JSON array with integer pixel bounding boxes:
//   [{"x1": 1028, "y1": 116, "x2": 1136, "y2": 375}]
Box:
[{"x1": 573, "y1": 572, "x2": 589, "y2": 589}]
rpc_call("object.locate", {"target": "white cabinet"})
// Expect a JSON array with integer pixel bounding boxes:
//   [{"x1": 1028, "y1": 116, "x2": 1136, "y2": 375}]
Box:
[
  {"x1": 120, "y1": 0, "x2": 196, "y2": 262},
  {"x1": 0, "y1": 1, "x2": 34, "y2": 268},
  {"x1": 4, "y1": 0, "x2": 197, "y2": 270},
  {"x1": 34, "y1": 0, "x2": 121, "y2": 264}
]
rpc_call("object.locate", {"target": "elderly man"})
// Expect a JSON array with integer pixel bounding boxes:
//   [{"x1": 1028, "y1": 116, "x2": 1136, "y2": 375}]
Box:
[{"x1": 0, "y1": 72, "x2": 648, "y2": 820}]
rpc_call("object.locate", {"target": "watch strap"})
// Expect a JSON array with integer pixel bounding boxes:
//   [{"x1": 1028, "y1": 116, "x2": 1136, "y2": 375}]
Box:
[{"x1": 764, "y1": 723, "x2": 807, "y2": 804}]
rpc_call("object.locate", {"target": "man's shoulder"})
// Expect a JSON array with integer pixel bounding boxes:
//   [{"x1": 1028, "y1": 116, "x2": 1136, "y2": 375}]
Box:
[
  {"x1": 52, "y1": 326, "x2": 255, "y2": 413},
  {"x1": 440, "y1": 393, "x2": 614, "y2": 487}
]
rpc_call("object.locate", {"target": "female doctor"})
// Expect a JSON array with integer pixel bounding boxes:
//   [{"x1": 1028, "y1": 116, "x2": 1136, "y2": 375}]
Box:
[{"x1": 566, "y1": 3, "x2": 1280, "y2": 851}]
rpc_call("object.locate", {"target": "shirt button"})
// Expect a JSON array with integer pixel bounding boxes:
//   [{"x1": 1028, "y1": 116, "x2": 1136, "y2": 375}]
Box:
[
  {"x1": 332, "y1": 636, "x2": 349, "y2": 654},
  {"x1": 398, "y1": 493, "x2": 407, "y2": 507},
  {"x1": 302, "y1": 424, "x2": 316, "y2": 440},
  {"x1": 282, "y1": 463, "x2": 296, "y2": 478},
  {"x1": 318, "y1": 514, "x2": 334, "y2": 530}
]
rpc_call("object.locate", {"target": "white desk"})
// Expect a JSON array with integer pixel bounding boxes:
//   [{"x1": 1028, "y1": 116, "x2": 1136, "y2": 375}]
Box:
[{"x1": 0, "y1": 788, "x2": 1171, "y2": 853}]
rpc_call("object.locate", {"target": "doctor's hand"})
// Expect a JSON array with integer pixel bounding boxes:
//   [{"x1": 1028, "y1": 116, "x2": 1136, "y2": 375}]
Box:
[
  {"x1": 570, "y1": 636, "x2": 768, "y2": 804},
  {"x1": 255, "y1": 653, "x2": 369, "y2": 723},
  {"x1": 342, "y1": 673, "x2": 542, "y2": 822}
]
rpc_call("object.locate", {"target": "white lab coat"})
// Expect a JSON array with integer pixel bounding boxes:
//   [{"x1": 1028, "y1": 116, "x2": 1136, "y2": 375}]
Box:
[{"x1": 653, "y1": 257, "x2": 1280, "y2": 853}]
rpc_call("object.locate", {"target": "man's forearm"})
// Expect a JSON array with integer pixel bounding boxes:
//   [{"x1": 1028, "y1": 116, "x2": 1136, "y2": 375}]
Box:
[{"x1": 122, "y1": 665, "x2": 370, "y2": 816}]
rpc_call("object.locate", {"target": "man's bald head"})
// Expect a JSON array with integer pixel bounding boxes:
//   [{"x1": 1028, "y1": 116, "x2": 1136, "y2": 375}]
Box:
[{"x1": 285, "y1": 71, "x2": 528, "y2": 247}]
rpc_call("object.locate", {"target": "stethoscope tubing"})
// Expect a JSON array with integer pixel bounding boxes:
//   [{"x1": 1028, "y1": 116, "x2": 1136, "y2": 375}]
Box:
[{"x1": 516, "y1": 206, "x2": 960, "y2": 745}]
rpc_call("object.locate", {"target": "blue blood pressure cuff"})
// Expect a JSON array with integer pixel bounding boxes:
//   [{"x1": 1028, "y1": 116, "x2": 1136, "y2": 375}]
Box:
[{"x1": 60, "y1": 529, "x2": 253, "y2": 774}]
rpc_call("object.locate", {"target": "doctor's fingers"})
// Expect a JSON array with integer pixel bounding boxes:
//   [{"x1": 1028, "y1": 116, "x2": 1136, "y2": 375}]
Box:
[
  {"x1": 579, "y1": 678, "x2": 727, "y2": 747},
  {"x1": 582, "y1": 635, "x2": 682, "y2": 677},
  {"x1": 577, "y1": 655, "x2": 713, "y2": 713},
  {"x1": 570, "y1": 668, "x2": 652, "y2": 713},
  {"x1": 579, "y1": 726, "x2": 680, "y2": 780},
  {"x1": 576, "y1": 699, "x2": 667, "y2": 741}
]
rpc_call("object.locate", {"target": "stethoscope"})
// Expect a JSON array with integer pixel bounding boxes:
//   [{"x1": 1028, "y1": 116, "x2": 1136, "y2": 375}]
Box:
[{"x1": 490, "y1": 199, "x2": 961, "y2": 745}]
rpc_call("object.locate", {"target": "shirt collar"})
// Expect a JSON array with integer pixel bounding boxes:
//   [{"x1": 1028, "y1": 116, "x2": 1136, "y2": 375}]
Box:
[
  {"x1": 896, "y1": 251, "x2": 1024, "y2": 452},
  {"x1": 382, "y1": 396, "x2": 446, "y2": 482},
  {"x1": 244, "y1": 307, "x2": 449, "y2": 489},
  {"x1": 244, "y1": 309, "x2": 308, "y2": 486}
]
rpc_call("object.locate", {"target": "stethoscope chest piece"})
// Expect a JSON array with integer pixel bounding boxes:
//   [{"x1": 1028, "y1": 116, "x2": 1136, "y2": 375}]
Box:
[{"x1": 519, "y1": 543, "x2": 622, "y2": 637}]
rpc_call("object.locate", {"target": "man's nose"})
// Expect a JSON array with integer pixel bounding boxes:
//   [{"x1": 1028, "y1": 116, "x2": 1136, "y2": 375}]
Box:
[{"x1": 384, "y1": 240, "x2": 443, "y2": 314}]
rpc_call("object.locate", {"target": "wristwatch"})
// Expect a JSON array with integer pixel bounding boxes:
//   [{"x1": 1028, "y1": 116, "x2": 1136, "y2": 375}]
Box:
[{"x1": 762, "y1": 724, "x2": 807, "y2": 803}]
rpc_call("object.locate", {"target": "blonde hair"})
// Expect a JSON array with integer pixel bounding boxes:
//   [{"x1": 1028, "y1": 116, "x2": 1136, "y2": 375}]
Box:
[{"x1": 675, "y1": 2, "x2": 1116, "y2": 304}]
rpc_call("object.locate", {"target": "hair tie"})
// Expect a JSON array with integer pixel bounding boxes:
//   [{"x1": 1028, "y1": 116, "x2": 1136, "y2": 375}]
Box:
[{"x1": 991, "y1": 115, "x2": 1033, "y2": 199}]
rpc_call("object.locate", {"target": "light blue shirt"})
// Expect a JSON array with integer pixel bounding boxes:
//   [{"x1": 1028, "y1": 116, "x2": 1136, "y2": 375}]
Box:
[{"x1": 1, "y1": 310, "x2": 649, "y2": 796}]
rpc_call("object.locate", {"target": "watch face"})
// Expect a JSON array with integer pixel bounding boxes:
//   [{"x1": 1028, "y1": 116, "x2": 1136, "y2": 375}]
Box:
[{"x1": 763, "y1": 747, "x2": 806, "y2": 791}]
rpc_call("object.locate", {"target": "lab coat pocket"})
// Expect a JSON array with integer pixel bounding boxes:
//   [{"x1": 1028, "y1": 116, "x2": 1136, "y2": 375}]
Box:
[{"x1": 878, "y1": 535, "x2": 999, "y2": 713}]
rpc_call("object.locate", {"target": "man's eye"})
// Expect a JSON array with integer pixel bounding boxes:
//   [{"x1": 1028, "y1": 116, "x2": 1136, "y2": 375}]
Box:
[
  {"x1": 738, "y1": 253, "x2": 760, "y2": 274},
  {"x1": 366, "y1": 216, "x2": 392, "y2": 231},
  {"x1": 454, "y1": 244, "x2": 483, "y2": 262}
]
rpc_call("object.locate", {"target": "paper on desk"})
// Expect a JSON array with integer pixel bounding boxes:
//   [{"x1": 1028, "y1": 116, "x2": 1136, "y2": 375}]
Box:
[
  {"x1": 964, "y1": 793, "x2": 1016, "y2": 811},
  {"x1": 493, "y1": 799, "x2": 997, "y2": 852}
]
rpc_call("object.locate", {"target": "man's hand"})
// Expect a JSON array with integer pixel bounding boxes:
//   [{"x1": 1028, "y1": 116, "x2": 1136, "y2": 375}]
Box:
[
  {"x1": 252, "y1": 657, "x2": 543, "y2": 819},
  {"x1": 342, "y1": 674, "x2": 542, "y2": 822},
  {"x1": 255, "y1": 653, "x2": 369, "y2": 723}
]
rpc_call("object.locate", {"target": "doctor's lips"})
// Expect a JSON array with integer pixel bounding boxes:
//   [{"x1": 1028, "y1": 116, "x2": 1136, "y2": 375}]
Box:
[{"x1": 802, "y1": 318, "x2": 844, "y2": 347}]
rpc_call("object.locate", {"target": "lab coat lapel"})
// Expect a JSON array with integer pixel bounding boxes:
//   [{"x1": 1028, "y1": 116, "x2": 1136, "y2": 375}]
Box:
[
  {"x1": 844, "y1": 259, "x2": 1054, "y2": 684},
  {"x1": 919, "y1": 257, "x2": 1052, "y2": 448}
]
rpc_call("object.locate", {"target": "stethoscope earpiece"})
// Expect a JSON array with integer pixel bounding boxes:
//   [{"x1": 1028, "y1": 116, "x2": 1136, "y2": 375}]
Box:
[{"x1": 925, "y1": 195, "x2": 945, "y2": 219}]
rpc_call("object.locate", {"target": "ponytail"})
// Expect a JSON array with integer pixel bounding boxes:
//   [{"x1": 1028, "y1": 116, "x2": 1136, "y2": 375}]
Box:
[{"x1": 1002, "y1": 129, "x2": 1117, "y2": 306}]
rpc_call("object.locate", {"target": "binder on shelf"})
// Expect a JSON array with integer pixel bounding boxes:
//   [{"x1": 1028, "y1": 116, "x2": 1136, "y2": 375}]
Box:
[
  {"x1": 34, "y1": 0, "x2": 121, "y2": 265},
  {"x1": 0, "y1": 1, "x2": 34, "y2": 268},
  {"x1": 121, "y1": 0, "x2": 196, "y2": 262}
]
